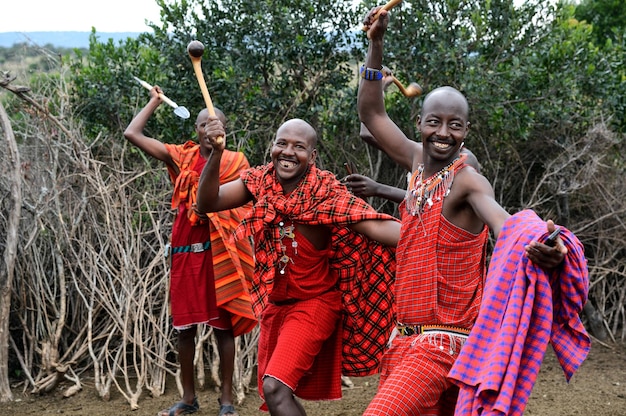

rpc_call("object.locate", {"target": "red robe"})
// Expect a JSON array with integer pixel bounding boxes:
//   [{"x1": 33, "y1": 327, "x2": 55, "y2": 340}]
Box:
[
  {"x1": 365, "y1": 157, "x2": 488, "y2": 415},
  {"x1": 236, "y1": 162, "x2": 398, "y2": 379},
  {"x1": 165, "y1": 141, "x2": 256, "y2": 335}
]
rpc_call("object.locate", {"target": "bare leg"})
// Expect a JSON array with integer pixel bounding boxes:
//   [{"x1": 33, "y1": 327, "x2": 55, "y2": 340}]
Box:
[
  {"x1": 158, "y1": 326, "x2": 198, "y2": 416},
  {"x1": 178, "y1": 326, "x2": 198, "y2": 403},
  {"x1": 263, "y1": 376, "x2": 306, "y2": 416},
  {"x1": 214, "y1": 327, "x2": 235, "y2": 406}
]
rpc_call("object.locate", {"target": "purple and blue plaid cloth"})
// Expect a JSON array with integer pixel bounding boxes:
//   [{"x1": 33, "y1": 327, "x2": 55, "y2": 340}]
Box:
[{"x1": 448, "y1": 209, "x2": 590, "y2": 415}]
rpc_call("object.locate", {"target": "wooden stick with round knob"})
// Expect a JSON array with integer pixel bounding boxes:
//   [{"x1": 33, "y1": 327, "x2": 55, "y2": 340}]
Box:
[{"x1": 187, "y1": 40, "x2": 223, "y2": 145}]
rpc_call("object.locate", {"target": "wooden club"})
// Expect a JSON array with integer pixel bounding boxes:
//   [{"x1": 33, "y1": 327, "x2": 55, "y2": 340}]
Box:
[
  {"x1": 391, "y1": 77, "x2": 423, "y2": 98},
  {"x1": 187, "y1": 40, "x2": 223, "y2": 145},
  {"x1": 382, "y1": 66, "x2": 423, "y2": 98}
]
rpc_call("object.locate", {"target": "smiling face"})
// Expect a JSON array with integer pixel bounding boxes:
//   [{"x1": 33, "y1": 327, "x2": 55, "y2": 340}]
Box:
[
  {"x1": 270, "y1": 119, "x2": 318, "y2": 193},
  {"x1": 417, "y1": 87, "x2": 470, "y2": 168}
]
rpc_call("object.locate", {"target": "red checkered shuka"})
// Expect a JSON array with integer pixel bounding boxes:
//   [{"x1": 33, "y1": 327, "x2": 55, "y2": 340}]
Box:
[
  {"x1": 236, "y1": 163, "x2": 398, "y2": 376},
  {"x1": 364, "y1": 161, "x2": 488, "y2": 415},
  {"x1": 394, "y1": 162, "x2": 488, "y2": 328}
]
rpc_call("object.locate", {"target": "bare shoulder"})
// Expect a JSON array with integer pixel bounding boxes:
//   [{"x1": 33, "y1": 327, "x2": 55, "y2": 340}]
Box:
[
  {"x1": 454, "y1": 165, "x2": 494, "y2": 195},
  {"x1": 442, "y1": 166, "x2": 494, "y2": 233},
  {"x1": 461, "y1": 148, "x2": 481, "y2": 171}
]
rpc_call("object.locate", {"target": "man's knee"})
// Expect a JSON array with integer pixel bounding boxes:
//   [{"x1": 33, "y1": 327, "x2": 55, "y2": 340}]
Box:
[
  {"x1": 213, "y1": 327, "x2": 235, "y2": 342},
  {"x1": 177, "y1": 327, "x2": 196, "y2": 343},
  {"x1": 262, "y1": 376, "x2": 291, "y2": 403}
]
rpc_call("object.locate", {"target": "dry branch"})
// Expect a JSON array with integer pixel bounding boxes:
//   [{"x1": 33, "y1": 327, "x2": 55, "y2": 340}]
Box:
[{"x1": 0, "y1": 70, "x2": 259, "y2": 408}]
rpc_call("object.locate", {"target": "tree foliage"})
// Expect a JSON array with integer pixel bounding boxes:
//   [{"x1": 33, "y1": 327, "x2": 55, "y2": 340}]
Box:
[
  {"x1": 70, "y1": 0, "x2": 362, "y2": 171},
  {"x1": 67, "y1": 0, "x2": 626, "y2": 336},
  {"x1": 573, "y1": 0, "x2": 626, "y2": 47}
]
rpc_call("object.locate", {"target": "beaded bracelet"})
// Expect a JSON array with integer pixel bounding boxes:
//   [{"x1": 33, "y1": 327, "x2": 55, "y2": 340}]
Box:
[{"x1": 360, "y1": 65, "x2": 383, "y2": 81}]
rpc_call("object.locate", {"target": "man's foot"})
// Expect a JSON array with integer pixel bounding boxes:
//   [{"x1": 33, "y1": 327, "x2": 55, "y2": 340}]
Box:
[
  {"x1": 218, "y1": 399, "x2": 238, "y2": 416},
  {"x1": 157, "y1": 397, "x2": 199, "y2": 416}
]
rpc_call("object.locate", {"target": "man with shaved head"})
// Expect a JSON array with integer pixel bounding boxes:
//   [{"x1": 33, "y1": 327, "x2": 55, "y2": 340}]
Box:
[
  {"x1": 124, "y1": 87, "x2": 255, "y2": 416},
  {"x1": 357, "y1": 5, "x2": 587, "y2": 416},
  {"x1": 196, "y1": 117, "x2": 401, "y2": 415}
]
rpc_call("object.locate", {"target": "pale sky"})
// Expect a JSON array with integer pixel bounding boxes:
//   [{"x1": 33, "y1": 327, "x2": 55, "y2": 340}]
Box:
[
  {"x1": 1, "y1": 0, "x2": 163, "y2": 33},
  {"x1": 2, "y1": 0, "x2": 532, "y2": 34}
]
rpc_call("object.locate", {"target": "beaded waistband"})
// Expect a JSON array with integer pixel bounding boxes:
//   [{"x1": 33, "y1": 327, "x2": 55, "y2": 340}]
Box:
[
  {"x1": 170, "y1": 240, "x2": 211, "y2": 254},
  {"x1": 396, "y1": 324, "x2": 471, "y2": 337}
]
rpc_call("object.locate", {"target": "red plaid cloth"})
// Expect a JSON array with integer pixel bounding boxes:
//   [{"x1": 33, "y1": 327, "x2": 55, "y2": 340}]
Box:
[
  {"x1": 364, "y1": 159, "x2": 487, "y2": 415},
  {"x1": 237, "y1": 163, "x2": 398, "y2": 376},
  {"x1": 364, "y1": 333, "x2": 461, "y2": 416},
  {"x1": 448, "y1": 209, "x2": 590, "y2": 416},
  {"x1": 395, "y1": 159, "x2": 488, "y2": 328},
  {"x1": 258, "y1": 288, "x2": 343, "y2": 405}
]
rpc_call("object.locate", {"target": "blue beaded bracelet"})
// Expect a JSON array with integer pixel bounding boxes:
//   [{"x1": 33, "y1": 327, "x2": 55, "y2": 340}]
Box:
[{"x1": 360, "y1": 65, "x2": 383, "y2": 81}]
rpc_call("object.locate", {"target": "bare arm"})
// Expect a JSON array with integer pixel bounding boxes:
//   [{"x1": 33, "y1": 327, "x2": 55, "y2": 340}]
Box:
[
  {"x1": 457, "y1": 169, "x2": 510, "y2": 238},
  {"x1": 460, "y1": 169, "x2": 565, "y2": 268},
  {"x1": 196, "y1": 117, "x2": 253, "y2": 213},
  {"x1": 123, "y1": 86, "x2": 173, "y2": 166},
  {"x1": 359, "y1": 123, "x2": 385, "y2": 152},
  {"x1": 348, "y1": 219, "x2": 400, "y2": 247},
  {"x1": 358, "y1": 8, "x2": 419, "y2": 173},
  {"x1": 343, "y1": 173, "x2": 405, "y2": 204}
]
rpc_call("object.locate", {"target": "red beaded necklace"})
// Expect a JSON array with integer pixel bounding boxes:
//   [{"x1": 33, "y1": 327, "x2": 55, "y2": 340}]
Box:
[{"x1": 405, "y1": 156, "x2": 465, "y2": 216}]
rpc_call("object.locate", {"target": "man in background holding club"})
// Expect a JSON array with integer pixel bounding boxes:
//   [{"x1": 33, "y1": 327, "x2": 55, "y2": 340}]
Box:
[{"x1": 125, "y1": 86, "x2": 255, "y2": 416}]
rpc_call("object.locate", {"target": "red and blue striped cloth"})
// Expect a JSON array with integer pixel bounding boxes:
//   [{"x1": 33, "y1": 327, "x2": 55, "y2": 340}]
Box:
[{"x1": 448, "y1": 209, "x2": 590, "y2": 415}]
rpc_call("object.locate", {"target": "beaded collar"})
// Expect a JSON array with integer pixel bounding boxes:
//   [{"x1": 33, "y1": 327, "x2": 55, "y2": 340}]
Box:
[{"x1": 405, "y1": 155, "x2": 466, "y2": 216}]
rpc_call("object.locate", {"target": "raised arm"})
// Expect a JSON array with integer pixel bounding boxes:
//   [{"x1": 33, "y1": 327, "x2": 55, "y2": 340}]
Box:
[
  {"x1": 358, "y1": 8, "x2": 419, "y2": 173},
  {"x1": 123, "y1": 86, "x2": 173, "y2": 165},
  {"x1": 195, "y1": 117, "x2": 253, "y2": 213}
]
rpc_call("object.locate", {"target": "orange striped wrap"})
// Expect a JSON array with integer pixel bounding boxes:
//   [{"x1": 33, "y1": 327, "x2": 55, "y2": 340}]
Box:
[{"x1": 165, "y1": 141, "x2": 257, "y2": 336}]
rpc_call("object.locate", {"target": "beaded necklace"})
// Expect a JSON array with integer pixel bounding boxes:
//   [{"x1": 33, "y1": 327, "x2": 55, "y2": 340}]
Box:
[
  {"x1": 277, "y1": 220, "x2": 298, "y2": 275},
  {"x1": 405, "y1": 156, "x2": 465, "y2": 216}
]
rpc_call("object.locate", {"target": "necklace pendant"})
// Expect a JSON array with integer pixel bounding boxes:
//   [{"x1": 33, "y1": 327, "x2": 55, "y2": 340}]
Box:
[
  {"x1": 284, "y1": 225, "x2": 295, "y2": 239},
  {"x1": 277, "y1": 220, "x2": 297, "y2": 274}
]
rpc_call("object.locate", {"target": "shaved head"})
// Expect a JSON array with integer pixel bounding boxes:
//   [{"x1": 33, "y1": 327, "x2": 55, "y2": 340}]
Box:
[
  {"x1": 276, "y1": 118, "x2": 318, "y2": 149},
  {"x1": 196, "y1": 107, "x2": 227, "y2": 126},
  {"x1": 421, "y1": 86, "x2": 469, "y2": 120}
]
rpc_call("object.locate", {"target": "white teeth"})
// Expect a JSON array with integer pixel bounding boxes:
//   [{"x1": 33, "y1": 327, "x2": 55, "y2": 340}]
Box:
[{"x1": 433, "y1": 142, "x2": 451, "y2": 149}]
